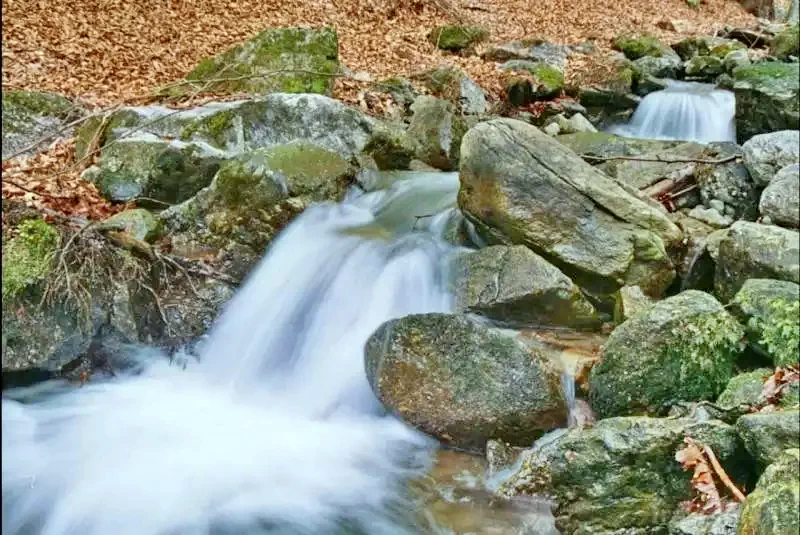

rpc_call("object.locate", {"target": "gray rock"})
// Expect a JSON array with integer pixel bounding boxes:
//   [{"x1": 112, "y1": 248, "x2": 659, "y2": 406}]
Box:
[
  {"x1": 164, "y1": 26, "x2": 339, "y2": 97},
  {"x1": 556, "y1": 132, "x2": 683, "y2": 161},
  {"x1": 499, "y1": 417, "x2": 750, "y2": 535},
  {"x1": 2, "y1": 90, "x2": 84, "y2": 160},
  {"x1": 695, "y1": 143, "x2": 759, "y2": 220},
  {"x1": 668, "y1": 505, "x2": 740, "y2": 535},
  {"x1": 452, "y1": 245, "x2": 599, "y2": 328},
  {"x1": 742, "y1": 130, "x2": 800, "y2": 186},
  {"x1": 714, "y1": 221, "x2": 800, "y2": 302},
  {"x1": 589, "y1": 290, "x2": 744, "y2": 418},
  {"x1": 542, "y1": 122, "x2": 561, "y2": 136},
  {"x1": 407, "y1": 96, "x2": 466, "y2": 171},
  {"x1": 411, "y1": 66, "x2": 487, "y2": 115},
  {"x1": 737, "y1": 448, "x2": 800, "y2": 535},
  {"x1": 364, "y1": 313, "x2": 568, "y2": 452},
  {"x1": 733, "y1": 63, "x2": 800, "y2": 142},
  {"x1": 482, "y1": 39, "x2": 572, "y2": 69},
  {"x1": 633, "y1": 55, "x2": 684, "y2": 79},
  {"x1": 716, "y1": 368, "x2": 773, "y2": 408},
  {"x1": 759, "y1": 163, "x2": 800, "y2": 228},
  {"x1": 94, "y1": 208, "x2": 162, "y2": 242},
  {"x1": 458, "y1": 119, "x2": 681, "y2": 296},
  {"x1": 723, "y1": 49, "x2": 751, "y2": 74},
  {"x1": 613, "y1": 284, "x2": 654, "y2": 322},
  {"x1": 736, "y1": 410, "x2": 800, "y2": 468},
  {"x1": 689, "y1": 206, "x2": 734, "y2": 228},
  {"x1": 545, "y1": 113, "x2": 596, "y2": 135}
]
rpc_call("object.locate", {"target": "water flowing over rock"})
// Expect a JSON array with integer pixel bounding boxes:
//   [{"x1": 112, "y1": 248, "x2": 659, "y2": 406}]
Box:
[
  {"x1": 714, "y1": 221, "x2": 800, "y2": 302},
  {"x1": 732, "y1": 63, "x2": 800, "y2": 142},
  {"x1": 458, "y1": 119, "x2": 681, "y2": 296},
  {"x1": 742, "y1": 130, "x2": 800, "y2": 186},
  {"x1": 364, "y1": 313, "x2": 568, "y2": 452},
  {"x1": 610, "y1": 81, "x2": 736, "y2": 143},
  {"x1": 760, "y1": 163, "x2": 800, "y2": 228},
  {"x1": 499, "y1": 417, "x2": 750, "y2": 535},
  {"x1": 738, "y1": 448, "x2": 800, "y2": 535},
  {"x1": 451, "y1": 245, "x2": 600, "y2": 328},
  {"x1": 589, "y1": 290, "x2": 744, "y2": 418}
]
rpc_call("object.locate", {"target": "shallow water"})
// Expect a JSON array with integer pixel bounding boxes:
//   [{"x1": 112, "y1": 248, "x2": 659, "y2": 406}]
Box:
[
  {"x1": 2, "y1": 172, "x2": 549, "y2": 535},
  {"x1": 610, "y1": 81, "x2": 736, "y2": 144}
]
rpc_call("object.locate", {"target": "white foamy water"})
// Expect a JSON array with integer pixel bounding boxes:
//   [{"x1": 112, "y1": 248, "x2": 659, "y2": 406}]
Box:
[
  {"x1": 610, "y1": 81, "x2": 736, "y2": 143},
  {"x1": 2, "y1": 173, "x2": 472, "y2": 535}
]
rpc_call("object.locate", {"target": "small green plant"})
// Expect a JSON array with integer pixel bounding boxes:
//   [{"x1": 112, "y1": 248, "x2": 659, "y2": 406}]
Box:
[
  {"x1": 1, "y1": 218, "x2": 61, "y2": 300},
  {"x1": 758, "y1": 298, "x2": 800, "y2": 367}
]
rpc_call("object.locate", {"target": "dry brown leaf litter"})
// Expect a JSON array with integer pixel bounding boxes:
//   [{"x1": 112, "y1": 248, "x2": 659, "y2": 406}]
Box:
[{"x1": 2, "y1": 0, "x2": 758, "y2": 219}]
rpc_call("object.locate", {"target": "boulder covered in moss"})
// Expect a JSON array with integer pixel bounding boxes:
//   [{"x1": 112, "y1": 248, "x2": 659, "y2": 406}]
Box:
[
  {"x1": 168, "y1": 26, "x2": 339, "y2": 97},
  {"x1": 632, "y1": 54, "x2": 684, "y2": 79},
  {"x1": 499, "y1": 416, "x2": 750, "y2": 534},
  {"x1": 714, "y1": 221, "x2": 800, "y2": 302},
  {"x1": 742, "y1": 130, "x2": 800, "y2": 187},
  {"x1": 668, "y1": 505, "x2": 741, "y2": 535},
  {"x1": 501, "y1": 60, "x2": 565, "y2": 102},
  {"x1": 738, "y1": 448, "x2": 800, "y2": 535},
  {"x1": 614, "y1": 34, "x2": 673, "y2": 60},
  {"x1": 361, "y1": 123, "x2": 415, "y2": 170},
  {"x1": 760, "y1": 163, "x2": 800, "y2": 228},
  {"x1": 736, "y1": 410, "x2": 800, "y2": 468},
  {"x1": 406, "y1": 96, "x2": 466, "y2": 171},
  {"x1": 732, "y1": 63, "x2": 800, "y2": 142},
  {"x1": 161, "y1": 142, "x2": 353, "y2": 281},
  {"x1": 589, "y1": 291, "x2": 745, "y2": 418},
  {"x1": 458, "y1": 119, "x2": 681, "y2": 296},
  {"x1": 772, "y1": 24, "x2": 799, "y2": 60},
  {"x1": 427, "y1": 25, "x2": 488, "y2": 51},
  {"x1": 451, "y1": 245, "x2": 599, "y2": 328},
  {"x1": 82, "y1": 135, "x2": 226, "y2": 204},
  {"x1": 2, "y1": 90, "x2": 83, "y2": 160},
  {"x1": 732, "y1": 278, "x2": 800, "y2": 366},
  {"x1": 410, "y1": 66, "x2": 487, "y2": 114},
  {"x1": 613, "y1": 285, "x2": 654, "y2": 322},
  {"x1": 576, "y1": 61, "x2": 641, "y2": 113},
  {"x1": 685, "y1": 55, "x2": 726, "y2": 81},
  {"x1": 94, "y1": 208, "x2": 162, "y2": 242},
  {"x1": 717, "y1": 368, "x2": 773, "y2": 408},
  {"x1": 364, "y1": 313, "x2": 567, "y2": 452}
]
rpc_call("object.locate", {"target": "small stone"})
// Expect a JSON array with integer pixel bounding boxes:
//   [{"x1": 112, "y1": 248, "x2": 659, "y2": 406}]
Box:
[
  {"x1": 689, "y1": 205, "x2": 734, "y2": 228},
  {"x1": 543, "y1": 122, "x2": 560, "y2": 136},
  {"x1": 710, "y1": 199, "x2": 726, "y2": 213}
]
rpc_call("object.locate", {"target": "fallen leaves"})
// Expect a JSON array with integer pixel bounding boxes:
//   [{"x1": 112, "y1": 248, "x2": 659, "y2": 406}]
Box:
[
  {"x1": 675, "y1": 436, "x2": 745, "y2": 515},
  {"x1": 753, "y1": 365, "x2": 800, "y2": 412}
]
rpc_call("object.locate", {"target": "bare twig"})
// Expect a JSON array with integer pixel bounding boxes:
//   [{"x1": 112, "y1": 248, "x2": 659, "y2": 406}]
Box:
[
  {"x1": 581, "y1": 154, "x2": 739, "y2": 165},
  {"x1": 702, "y1": 445, "x2": 747, "y2": 503}
]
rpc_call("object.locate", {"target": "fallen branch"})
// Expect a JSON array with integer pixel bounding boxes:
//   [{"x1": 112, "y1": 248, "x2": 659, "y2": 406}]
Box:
[
  {"x1": 702, "y1": 444, "x2": 746, "y2": 503},
  {"x1": 581, "y1": 154, "x2": 739, "y2": 165}
]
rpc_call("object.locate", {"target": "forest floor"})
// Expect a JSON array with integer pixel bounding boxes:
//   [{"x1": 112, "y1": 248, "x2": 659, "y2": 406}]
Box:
[{"x1": 2, "y1": 0, "x2": 759, "y2": 218}]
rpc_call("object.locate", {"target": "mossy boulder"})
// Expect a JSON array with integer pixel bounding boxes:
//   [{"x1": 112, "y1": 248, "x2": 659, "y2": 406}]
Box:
[
  {"x1": 714, "y1": 222, "x2": 800, "y2": 303},
  {"x1": 169, "y1": 26, "x2": 339, "y2": 96},
  {"x1": 499, "y1": 416, "x2": 751, "y2": 534},
  {"x1": 738, "y1": 448, "x2": 800, "y2": 535},
  {"x1": 669, "y1": 505, "x2": 741, "y2": 535},
  {"x1": 458, "y1": 119, "x2": 681, "y2": 296},
  {"x1": 589, "y1": 291, "x2": 745, "y2": 418},
  {"x1": 613, "y1": 285, "x2": 654, "y2": 322},
  {"x1": 672, "y1": 36, "x2": 745, "y2": 61},
  {"x1": 632, "y1": 55, "x2": 684, "y2": 79},
  {"x1": 94, "y1": 209, "x2": 162, "y2": 242},
  {"x1": 82, "y1": 136, "x2": 225, "y2": 204},
  {"x1": 732, "y1": 279, "x2": 800, "y2": 366},
  {"x1": 760, "y1": 164, "x2": 800, "y2": 229},
  {"x1": 427, "y1": 25, "x2": 488, "y2": 51},
  {"x1": 614, "y1": 34, "x2": 669, "y2": 60},
  {"x1": 736, "y1": 411, "x2": 800, "y2": 469},
  {"x1": 406, "y1": 96, "x2": 466, "y2": 171},
  {"x1": 576, "y1": 62, "x2": 641, "y2": 112},
  {"x1": 772, "y1": 24, "x2": 800, "y2": 60},
  {"x1": 2, "y1": 90, "x2": 83, "y2": 160},
  {"x1": 451, "y1": 245, "x2": 600, "y2": 328},
  {"x1": 717, "y1": 368, "x2": 773, "y2": 408},
  {"x1": 361, "y1": 124, "x2": 415, "y2": 170},
  {"x1": 501, "y1": 60, "x2": 565, "y2": 102},
  {"x1": 161, "y1": 143, "x2": 352, "y2": 281},
  {"x1": 1, "y1": 218, "x2": 60, "y2": 301},
  {"x1": 685, "y1": 55, "x2": 725, "y2": 81},
  {"x1": 364, "y1": 313, "x2": 568, "y2": 452},
  {"x1": 732, "y1": 63, "x2": 800, "y2": 142},
  {"x1": 410, "y1": 66, "x2": 487, "y2": 114}
]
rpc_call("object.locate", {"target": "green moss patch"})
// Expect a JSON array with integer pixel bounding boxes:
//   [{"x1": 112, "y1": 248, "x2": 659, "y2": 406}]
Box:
[
  {"x1": 2, "y1": 218, "x2": 61, "y2": 300},
  {"x1": 427, "y1": 25, "x2": 489, "y2": 51}
]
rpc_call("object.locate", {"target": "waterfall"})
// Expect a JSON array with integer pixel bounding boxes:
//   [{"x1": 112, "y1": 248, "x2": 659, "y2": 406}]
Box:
[
  {"x1": 610, "y1": 81, "x2": 736, "y2": 143},
  {"x1": 2, "y1": 173, "x2": 466, "y2": 535}
]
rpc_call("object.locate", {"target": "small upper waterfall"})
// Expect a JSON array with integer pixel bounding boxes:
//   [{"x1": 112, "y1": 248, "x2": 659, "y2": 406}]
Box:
[
  {"x1": 610, "y1": 81, "x2": 737, "y2": 143},
  {"x1": 1, "y1": 173, "x2": 468, "y2": 535}
]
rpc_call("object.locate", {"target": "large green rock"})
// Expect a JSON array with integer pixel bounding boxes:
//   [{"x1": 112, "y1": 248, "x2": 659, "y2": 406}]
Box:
[
  {"x1": 501, "y1": 60, "x2": 565, "y2": 102},
  {"x1": 407, "y1": 96, "x2": 466, "y2": 171},
  {"x1": 2, "y1": 90, "x2": 82, "y2": 160},
  {"x1": 427, "y1": 25, "x2": 488, "y2": 51},
  {"x1": 364, "y1": 313, "x2": 568, "y2": 452},
  {"x1": 737, "y1": 448, "x2": 800, "y2": 535},
  {"x1": 458, "y1": 119, "x2": 682, "y2": 296},
  {"x1": 714, "y1": 222, "x2": 800, "y2": 303},
  {"x1": 736, "y1": 411, "x2": 800, "y2": 469},
  {"x1": 685, "y1": 55, "x2": 725, "y2": 81},
  {"x1": 717, "y1": 368, "x2": 773, "y2": 408},
  {"x1": 161, "y1": 143, "x2": 353, "y2": 281},
  {"x1": 94, "y1": 208, "x2": 162, "y2": 242},
  {"x1": 499, "y1": 416, "x2": 750, "y2": 535},
  {"x1": 772, "y1": 24, "x2": 799, "y2": 60},
  {"x1": 82, "y1": 136, "x2": 225, "y2": 203},
  {"x1": 732, "y1": 63, "x2": 800, "y2": 142},
  {"x1": 614, "y1": 34, "x2": 671, "y2": 60},
  {"x1": 171, "y1": 27, "x2": 339, "y2": 96},
  {"x1": 451, "y1": 245, "x2": 599, "y2": 328},
  {"x1": 589, "y1": 291, "x2": 745, "y2": 418},
  {"x1": 732, "y1": 279, "x2": 800, "y2": 366},
  {"x1": 760, "y1": 164, "x2": 800, "y2": 228}
]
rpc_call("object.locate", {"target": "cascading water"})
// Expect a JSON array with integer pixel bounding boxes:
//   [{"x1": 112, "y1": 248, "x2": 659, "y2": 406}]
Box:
[
  {"x1": 2, "y1": 172, "x2": 478, "y2": 535},
  {"x1": 610, "y1": 81, "x2": 736, "y2": 143}
]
